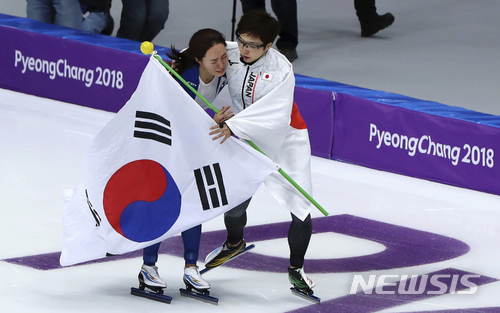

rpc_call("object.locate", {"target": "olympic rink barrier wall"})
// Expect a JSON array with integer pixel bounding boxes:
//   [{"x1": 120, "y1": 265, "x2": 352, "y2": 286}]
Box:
[
  {"x1": 295, "y1": 75, "x2": 500, "y2": 196},
  {"x1": 0, "y1": 13, "x2": 168, "y2": 113},
  {"x1": 2, "y1": 13, "x2": 500, "y2": 196}
]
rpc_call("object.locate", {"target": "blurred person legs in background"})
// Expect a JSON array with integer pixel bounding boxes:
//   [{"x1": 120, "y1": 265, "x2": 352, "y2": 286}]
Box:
[
  {"x1": 116, "y1": 0, "x2": 169, "y2": 42},
  {"x1": 27, "y1": 0, "x2": 83, "y2": 30},
  {"x1": 80, "y1": 0, "x2": 114, "y2": 35},
  {"x1": 240, "y1": 0, "x2": 394, "y2": 62}
]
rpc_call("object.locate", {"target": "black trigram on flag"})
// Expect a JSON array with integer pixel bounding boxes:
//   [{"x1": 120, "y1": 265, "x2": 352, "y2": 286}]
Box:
[
  {"x1": 133, "y1": 111, "x2": 172, "y2": 145},
  {"x1": 194, "y1": 163, "x2": 228, "y2": 211}
]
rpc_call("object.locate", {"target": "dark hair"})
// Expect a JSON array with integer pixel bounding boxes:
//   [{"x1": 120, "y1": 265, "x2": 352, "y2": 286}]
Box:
[
  {"x1": 236, "y1": 9, "x2": 280, "y2": 45},
  {"x1": 167, "y1": 28, "x2": 226, "y2": 74}
]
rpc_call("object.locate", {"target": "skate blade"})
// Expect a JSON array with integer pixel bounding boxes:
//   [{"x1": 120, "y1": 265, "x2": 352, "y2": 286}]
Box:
[
  {"x1": 290, "y1": 287, "x2": 321, "y2": 304},
  {"x1": 179, "y1": 288, "x2": 219, "y2": 305},
  {"x1": 130, "y1": 287, "x2": 172, "y2": 304},
  {"x1": 200, "y1": 244, "x2": 255, "y2": 274}
]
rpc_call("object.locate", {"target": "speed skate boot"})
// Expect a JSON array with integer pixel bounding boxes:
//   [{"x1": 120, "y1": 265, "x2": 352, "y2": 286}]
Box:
[
  {"x1": 288, "y1": 267, "x2": 321, "y2": 303},
  {"x1": 180, "y1": 265, "x2": 219, "y2": 304},
  {"x1": 138, "y1": 264, "x2": 167, "y2": 292},
  {"x1": 204, "y1": 240, "x2": 246, "y2": 268},
  {"x1": 183, "y1": 266, "x2": 210, "y2": 292},
  {"x1": 288, "y1": 267, "x2": 315, "y2": 292}
]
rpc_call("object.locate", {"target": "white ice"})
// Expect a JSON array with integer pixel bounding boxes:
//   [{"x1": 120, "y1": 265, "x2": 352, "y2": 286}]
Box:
[{"x1": 1, "y1": 88, "x2": 500, "y2": 312}]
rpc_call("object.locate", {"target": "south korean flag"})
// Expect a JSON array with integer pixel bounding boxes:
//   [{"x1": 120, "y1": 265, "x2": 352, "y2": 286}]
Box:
[{"x1": 60, "y1": 57, "x2": 277, "y2": 266}]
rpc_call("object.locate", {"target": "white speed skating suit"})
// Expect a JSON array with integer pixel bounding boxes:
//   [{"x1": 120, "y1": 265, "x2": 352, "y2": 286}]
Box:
[{"x1": 224, "y1": 42, "x2": 312, "y2": 220}]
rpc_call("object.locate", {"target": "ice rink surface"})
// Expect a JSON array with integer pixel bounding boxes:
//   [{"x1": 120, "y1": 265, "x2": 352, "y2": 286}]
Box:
[
  {"x1": 1, "y1": 90, "x2": 500, "y2": 312},
  {"x1": 1, "y1": 1, "x2": 500, "y2": 312}
]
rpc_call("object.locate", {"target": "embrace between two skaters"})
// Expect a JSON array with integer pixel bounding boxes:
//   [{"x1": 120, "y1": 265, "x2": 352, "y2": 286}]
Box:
[{"x1": 138, "y1": 9, "x2": 316, "y2": 302}]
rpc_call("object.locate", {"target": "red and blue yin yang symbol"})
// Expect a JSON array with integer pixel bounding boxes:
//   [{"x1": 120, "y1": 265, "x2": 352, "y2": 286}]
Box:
[{"x1": 103, "y1": 159, "x2": 181, "y2": 242}]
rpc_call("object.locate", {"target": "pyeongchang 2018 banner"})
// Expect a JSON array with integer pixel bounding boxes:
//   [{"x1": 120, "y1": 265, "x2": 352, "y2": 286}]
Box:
[
  {"x1": 332, "y1": 93, "x2": 500, "y2": 195},
  {"x1": 60, "y1": 57, "x2": 277, "y2": 266},
  {"x1": 0, "y1": 15, "x2": 148, "y2": 113}
]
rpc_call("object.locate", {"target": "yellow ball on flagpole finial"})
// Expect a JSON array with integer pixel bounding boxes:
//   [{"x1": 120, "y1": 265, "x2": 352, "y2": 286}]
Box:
[{"x1": 140, "y1": 41, "x2": 154, "y2": 55}]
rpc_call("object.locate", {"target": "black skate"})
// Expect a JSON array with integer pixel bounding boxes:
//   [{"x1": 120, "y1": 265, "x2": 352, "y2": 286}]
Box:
[
  {"x1": 200, "y1": 241, "x2": 255, "y2": 274},
  {"x1": 288, "y1": 267, "x2": 321, "y2": 304}
]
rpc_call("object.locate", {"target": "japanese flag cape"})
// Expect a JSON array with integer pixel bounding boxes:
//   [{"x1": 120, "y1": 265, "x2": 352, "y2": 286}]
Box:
[
  {"x1": 60, "y1": 57, "x2": 277, "y2": 266},
  {"x1": 224, "y1": 50, "x2": 313, "y2": 221}
]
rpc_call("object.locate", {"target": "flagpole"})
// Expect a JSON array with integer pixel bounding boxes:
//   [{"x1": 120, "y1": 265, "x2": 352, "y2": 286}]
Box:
[{"x1": 140, "y1": 42, "x2": 329, "y2": 217}]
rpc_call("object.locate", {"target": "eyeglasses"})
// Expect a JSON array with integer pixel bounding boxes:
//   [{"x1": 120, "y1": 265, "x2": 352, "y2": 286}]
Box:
[{"x1": 236, "y1": 35, "x2": 266, "y2": 50}]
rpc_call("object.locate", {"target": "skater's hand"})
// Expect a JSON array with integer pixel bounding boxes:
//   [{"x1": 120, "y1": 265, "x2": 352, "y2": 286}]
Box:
[
  {"x1": 210, "y1": 123, "x2": 232, "y2": 144},
  {"x1": 213, "y1": 106, "x2": 234, "y2": 124}
]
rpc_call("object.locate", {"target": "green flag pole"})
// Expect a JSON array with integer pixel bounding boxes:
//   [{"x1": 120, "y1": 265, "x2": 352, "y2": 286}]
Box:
[{"x1": 140, "y1": 42, "x2": 328, "y2": 217}]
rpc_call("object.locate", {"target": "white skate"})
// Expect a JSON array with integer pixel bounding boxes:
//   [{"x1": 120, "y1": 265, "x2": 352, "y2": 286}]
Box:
[
  {"x1": 131, "y1": 264, "x2": 172, "y2": 304},
  {"x1": 183, "y1": 265, "x2": 210, "y2": 290},
  {"x1": 179, "y1": 265, "x2": 218, "y2": 304},
  {"x1": 139, "y1": 264, "x2": 167, "y2": 291}
]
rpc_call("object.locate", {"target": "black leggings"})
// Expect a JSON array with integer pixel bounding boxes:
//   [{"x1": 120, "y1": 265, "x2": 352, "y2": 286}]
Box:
[{"x1": 224, "y1": 198, "x2": 312, "y2": 268}]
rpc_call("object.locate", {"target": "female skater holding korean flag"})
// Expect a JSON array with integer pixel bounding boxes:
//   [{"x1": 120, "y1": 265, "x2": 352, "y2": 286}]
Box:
[{"x1": 138, "y1": 28, "x2": 233, "y2": 297}]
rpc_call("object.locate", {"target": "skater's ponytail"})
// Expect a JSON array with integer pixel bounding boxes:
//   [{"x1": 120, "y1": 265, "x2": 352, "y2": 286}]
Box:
[{"x1": 167, "y1": 28, "x2": 226, "y2": 75}]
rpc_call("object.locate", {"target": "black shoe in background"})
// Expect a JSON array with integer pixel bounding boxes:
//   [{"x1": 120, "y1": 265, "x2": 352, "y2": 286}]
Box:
[{"x1": 360, "y1": 13, "x2": 395, "y2": 37}]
